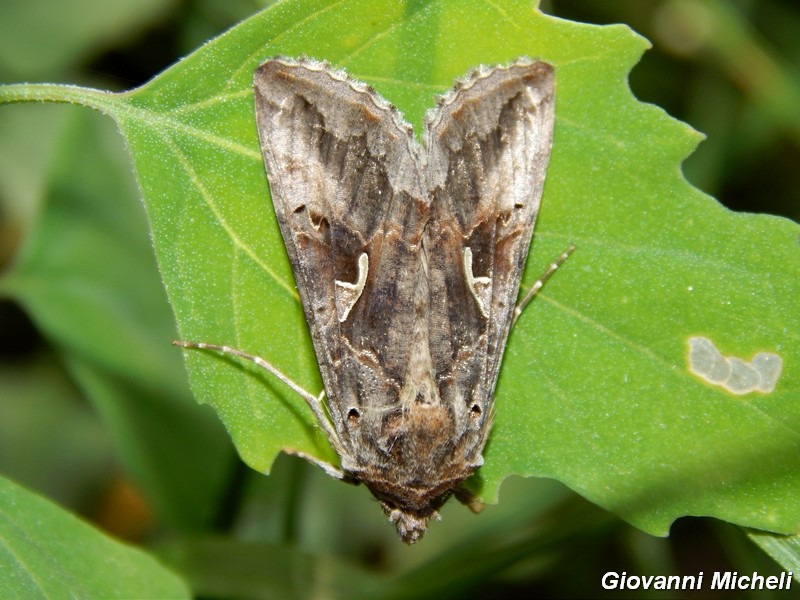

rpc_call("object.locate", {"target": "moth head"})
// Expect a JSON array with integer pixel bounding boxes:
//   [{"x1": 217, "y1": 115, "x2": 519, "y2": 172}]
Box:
[
  {"x1": 370, "y1": 475, "x2": 480, "y2": 543},
  {"x1": 360, "y1": 471, "x2": 474, "y2": 543},
  {"x1": 385, "y1": 504, "x2": 441, "y2": 544}
]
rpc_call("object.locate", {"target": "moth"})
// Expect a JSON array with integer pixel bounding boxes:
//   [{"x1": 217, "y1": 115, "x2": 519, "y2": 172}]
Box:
[{"x1": 177, "y1": 56, "x2": 567, "y2": 543}]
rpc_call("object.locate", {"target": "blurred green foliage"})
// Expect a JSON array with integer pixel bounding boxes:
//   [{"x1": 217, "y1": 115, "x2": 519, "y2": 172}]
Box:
[{"x1": 0, "y1": 1, "x2": 798, "y2": 598}]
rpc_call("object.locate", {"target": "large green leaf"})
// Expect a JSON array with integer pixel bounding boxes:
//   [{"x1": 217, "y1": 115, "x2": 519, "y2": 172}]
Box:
[
  {"x1": 1, "y1": 0, "x2": 797, "y2": 538},
  {"x1": 0, "y1": 475, "x2": 190, "y2": 598}
]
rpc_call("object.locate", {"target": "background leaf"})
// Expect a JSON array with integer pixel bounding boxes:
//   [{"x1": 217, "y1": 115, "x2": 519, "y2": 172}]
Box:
[
  {"x1": 0, "y1": 349, "x2": 113, "y2": 512},
  {"x1": 1, "y1": 1, "x2": 799, "y2": 592},
  {"x1": 0, "y1": 0, "x2": 176, "y2": 81},
  {"x1": 0, "y1": 475, "x2": 190, "y2": 599},
  {"x1": 159, "y1": 535, "x2": 382, "y2": 600},
  {"x1": 748, "y1": 530, "x2": 800, "y2": 577},
  {"x1": 0, "y1": 106, "x2": 234, "y2": 531}
]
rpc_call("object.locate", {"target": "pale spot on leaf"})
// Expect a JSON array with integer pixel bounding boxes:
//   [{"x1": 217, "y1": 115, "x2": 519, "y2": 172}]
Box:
[{"x1": 688, "y1": 336, "x2": 783, "y2": 395}]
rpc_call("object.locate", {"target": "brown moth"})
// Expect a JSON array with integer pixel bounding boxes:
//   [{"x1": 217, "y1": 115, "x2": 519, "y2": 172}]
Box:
[{"x1": 177, "y1": 57, "x2": 565, "y2": 543}]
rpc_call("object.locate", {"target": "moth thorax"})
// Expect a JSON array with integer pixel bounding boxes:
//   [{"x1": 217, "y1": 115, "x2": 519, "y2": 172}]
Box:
[{"x1": 383, "y1": 403, "x2": 454, "y2": 461}]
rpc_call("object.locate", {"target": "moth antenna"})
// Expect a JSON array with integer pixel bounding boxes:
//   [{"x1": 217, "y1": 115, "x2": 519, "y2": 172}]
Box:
[
  {"x1": 512, "y1": 243, "x2": 576, "y2": 327},
  {"x1": 172, "y1": 340, "x2": 348, "y2": 458}
]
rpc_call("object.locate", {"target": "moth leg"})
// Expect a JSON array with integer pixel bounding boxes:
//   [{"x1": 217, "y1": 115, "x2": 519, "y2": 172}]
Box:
[
  {"x1": 512, "y1": 244, "x2": 576, "y2": 327},
  {"x1": 282, "y1": 449, "x2": 346, "y2": 480},
  {"x1": 172, "y1": 340, "x2": 348, "y2": 458},
  {"x1": 453, "y1": 486, "x2": 486, "y2": 514}
]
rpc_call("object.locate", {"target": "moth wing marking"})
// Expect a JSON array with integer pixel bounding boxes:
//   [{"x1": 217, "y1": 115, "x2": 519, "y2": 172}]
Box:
[
  {"x1": 335, "y1": 252, "x2": 369, "y2": 322},
  {"x1": 463, "y1": 247, "x2": 492, "y2": 318}
]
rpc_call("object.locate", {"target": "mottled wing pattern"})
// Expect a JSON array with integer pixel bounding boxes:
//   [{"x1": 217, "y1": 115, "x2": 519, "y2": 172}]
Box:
[
  {"x1": 424, "y1": 62, "x2": 556, "y2": 416},
  {"x1": 251, "y1": 58, "x2": 556, "y2": 543},
  {"x1": 253, "y1": 59, "x2": 428, "y2": 460}
]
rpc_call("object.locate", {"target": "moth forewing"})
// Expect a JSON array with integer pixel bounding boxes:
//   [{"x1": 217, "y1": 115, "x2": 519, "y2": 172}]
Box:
[
  {"x1": 425, "y1": 60, "x2": 556, "y2": 402},
  {"x1": 179, "y1": 57, "x2": 557, "y2": 544},
  {"x1": 252, "y1": 59, "x2": 427, "y2": 467}
]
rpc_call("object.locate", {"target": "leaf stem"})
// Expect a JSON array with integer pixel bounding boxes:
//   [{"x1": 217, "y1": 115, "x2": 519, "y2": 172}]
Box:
[{"x1": 0, "y1": 82, "x2": 123, "y2": 117}]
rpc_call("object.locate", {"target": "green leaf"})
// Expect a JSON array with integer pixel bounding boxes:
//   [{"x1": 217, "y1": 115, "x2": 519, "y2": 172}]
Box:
[
  {"x1": 1, "y1": 0, "x2": 798, "y2": 538},
  {"x1": 748, "y1": 531, "x2": 800, "y2": 580},
  {"x1": 0, "y1": 475, "x2": 190, "y2": 598}
]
